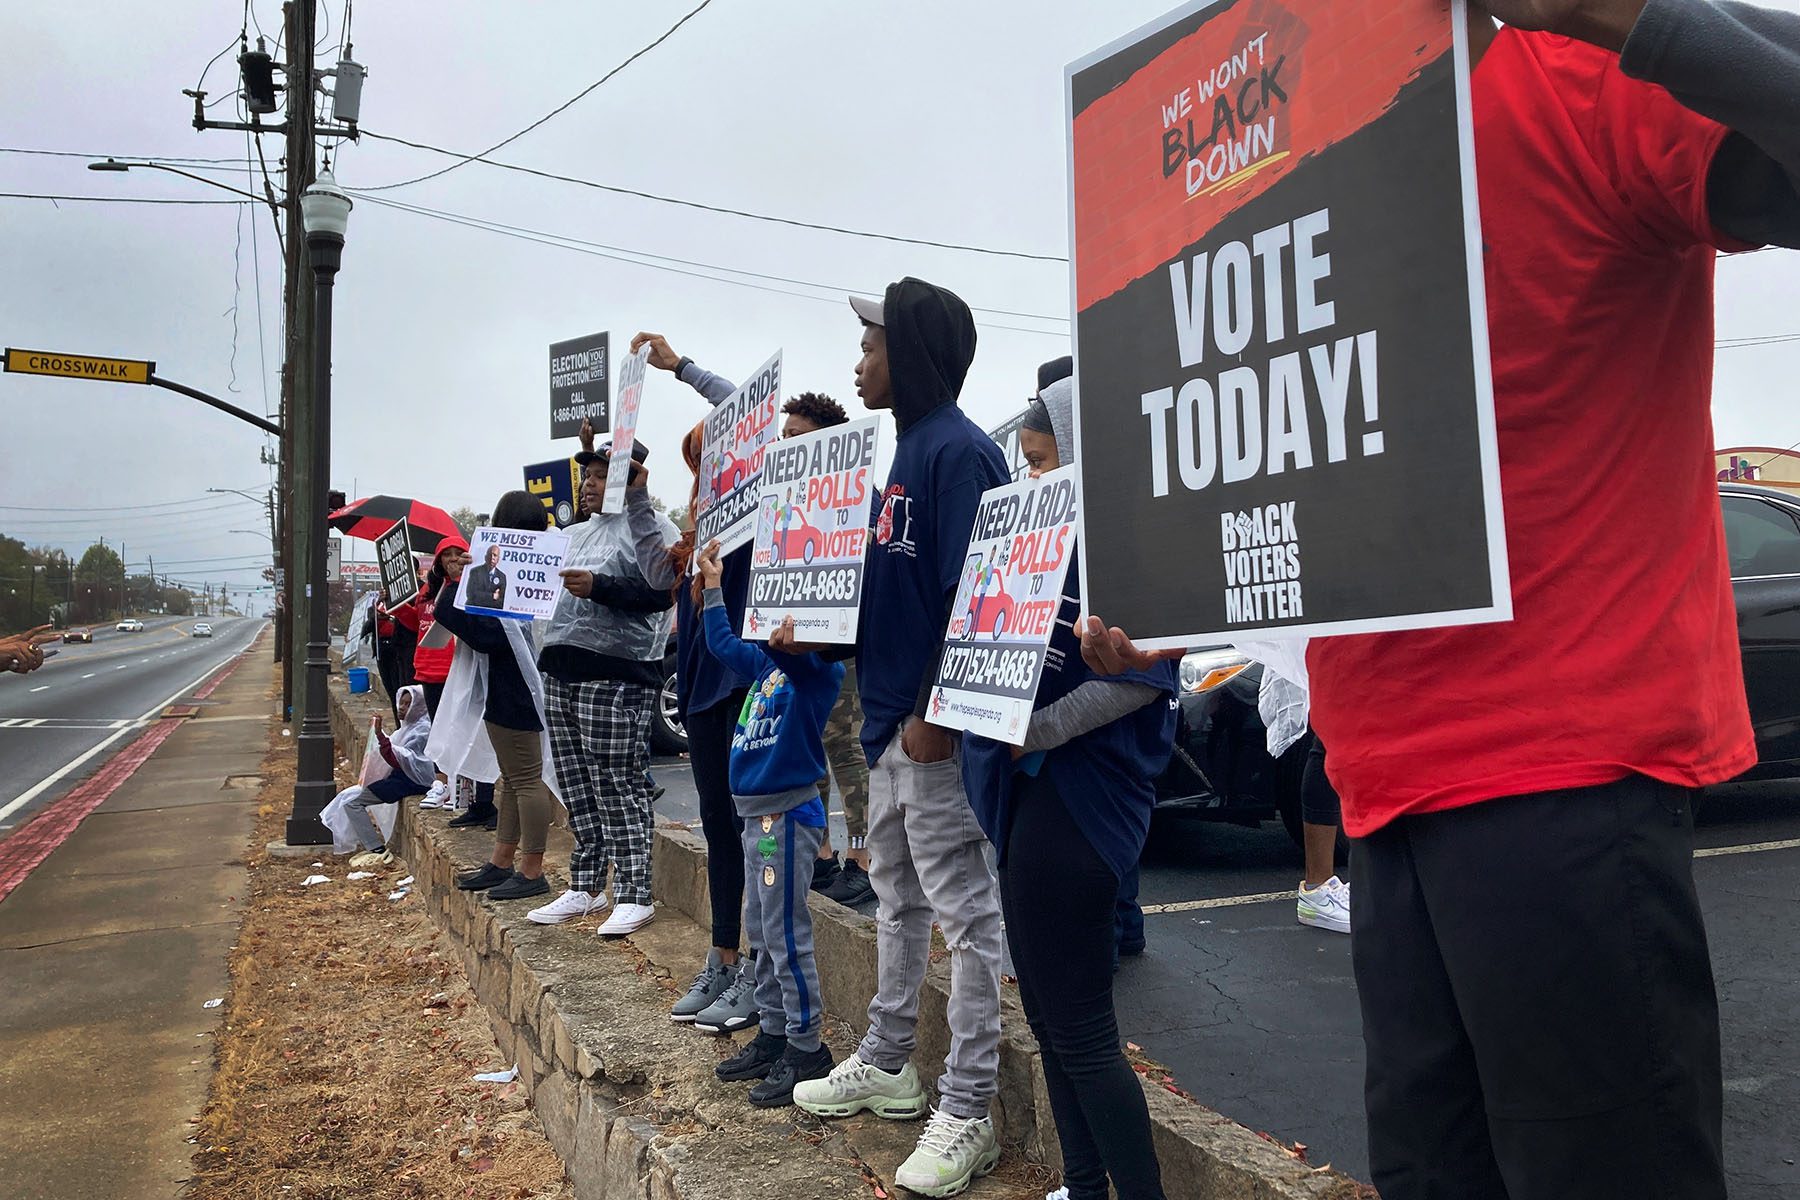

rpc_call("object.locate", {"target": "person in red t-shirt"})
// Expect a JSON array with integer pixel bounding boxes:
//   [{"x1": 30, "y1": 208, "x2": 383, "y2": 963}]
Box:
[{"x1": 1084, "y1": 1, "x2": 1800, "y2": 1196}]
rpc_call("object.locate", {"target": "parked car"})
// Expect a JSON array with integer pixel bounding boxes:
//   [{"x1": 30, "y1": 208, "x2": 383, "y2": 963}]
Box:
[
  {"x1": 653, "y1": 633, "x2": 686, "y2": 756},
  {"x1": 61, "y1": 627, "x2": 94, "y2": 644},
  {"x1": 116, "y1": 618, "x2": 145, "y2": 632},
  {"x1": 1156, "y1": 482, "x2": 1800, "y2": 846},
  {"x1": 192, "y1": 622, "x2": 213, "y2": 638}
]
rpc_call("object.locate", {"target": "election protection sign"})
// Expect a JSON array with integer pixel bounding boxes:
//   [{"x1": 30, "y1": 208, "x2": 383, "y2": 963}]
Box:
[
  {"x1": 455, "y1": 527, "x2": 572, "y2": 622},
  {"x1": 927, "y1": 468, "x2": 1080, "y2": 745},
  {"x1": 548, "y1": 331, "x2": 609, "y2": 439},
  {"x1": 602, "y1": 345, "x2": 653, "y2": 515},
  {"x1": 375, "y1": 519, "x2": 416, "y2": 610},
  {"x1": 694, "y1": 351, "x2": 781, "y2": 555},
  {"x1": 524, "y1": 457, "x2": 582, "y2": 528},
  {"x1": 743, "y1": 416, "x2": 880, "y2": 645},
  {"x1": 1066, "y1": 0, "x2": 1506, "y2": 648}
]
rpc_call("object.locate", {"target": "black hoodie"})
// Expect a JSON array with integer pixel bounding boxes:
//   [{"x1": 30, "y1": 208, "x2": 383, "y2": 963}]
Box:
[{"x1": 854, "y1": 278, "x2": 1008, "y2": 764}]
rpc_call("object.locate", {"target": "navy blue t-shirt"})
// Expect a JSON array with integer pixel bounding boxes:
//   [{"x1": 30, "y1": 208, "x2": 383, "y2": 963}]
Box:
[
  {"x1": 675, "y1": 544, "x2": 751, "y2": 720},
  {"x1": 857, "y1": 404, "x2": 1007, "y2": 765},
  {"x1": 963, "y1": 556, "x2": 1178, "y2": 883}
]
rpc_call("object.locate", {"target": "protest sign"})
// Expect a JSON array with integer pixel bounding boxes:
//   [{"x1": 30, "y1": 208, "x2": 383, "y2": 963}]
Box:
[
  {"x1": 693, "y1": 351, "x2": 781, "y2": 555},
  {"x1": 743, "y1": 417, "x2": 880, "y2": 645},
  {"x1": 602, "y1": 344, "x2": 653, "y2": 515},
  {"x1": 926, "y1": 467, "x2": 1080, "y2": 745},
  {"x1": 525, "y1": 456, "x2": 583, "y2": 528},
  {"x1": 455, "y1": 526, "x2": 572, "y2": 621},
  {"x1": 548, "y1": 331, "x2": 609, "y2": 439},
  {"x1": 375, "y1": 520, "x2": 416, "y2": 610},
  {"x1": 1066, "y1": 0, "x2": 1506, "y2": 648}
]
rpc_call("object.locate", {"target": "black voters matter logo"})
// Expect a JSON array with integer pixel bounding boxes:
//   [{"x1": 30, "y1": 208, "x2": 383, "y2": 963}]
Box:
[
  {"x1": 1222, "y1": 502, "x2": 1303, "y2": 625},
  {"x1": 1141, "y1": 206, "x2": 1383, "y2": 498}
]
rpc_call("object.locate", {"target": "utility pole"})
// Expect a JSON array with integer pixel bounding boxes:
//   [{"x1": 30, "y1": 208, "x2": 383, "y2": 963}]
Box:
[
  {"x1": 147, "y1": 553, "x2": 156, "y2": 613},
  {"x1": 280, "y1": 0, "x2": 318, "y2": 721}
]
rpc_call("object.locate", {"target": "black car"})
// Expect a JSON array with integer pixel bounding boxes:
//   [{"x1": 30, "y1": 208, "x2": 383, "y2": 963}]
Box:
[{"x1": 1154, "y1": 483, "x2": 1800, "y2": 844}]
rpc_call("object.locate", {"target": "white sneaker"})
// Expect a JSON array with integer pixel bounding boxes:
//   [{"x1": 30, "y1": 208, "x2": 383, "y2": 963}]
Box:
[
  {"x1": 793, "y1": 1054, "x2": 927, "y2": 1120},
  {"x1": 419, "y1": 780, "x2": 450, "y2": 809},
  {"x1": 894, "y1": 1109, "x2": 1001, "y2": 1197},
  {"x1": 1297, "y1": 875, "x2": 1351, "y2": 934},
  {"x1": 1046, "y1": 1190, "x2": 1071, "y2": 1200},
  {"x1": 527, "y1": 889, "x2": 606, "y2": 926},
  {"x1": 595, "y1": 902, "x2": 655, "y2": 937}
]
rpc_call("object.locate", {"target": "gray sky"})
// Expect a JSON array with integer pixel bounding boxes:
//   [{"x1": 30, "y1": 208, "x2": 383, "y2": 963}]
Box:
[{"x1": 3, "y1": 1, "x2": 1797, "y2": 614}]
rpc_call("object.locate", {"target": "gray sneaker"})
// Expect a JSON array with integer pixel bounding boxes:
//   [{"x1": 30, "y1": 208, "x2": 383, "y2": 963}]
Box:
[
  {"x1": 692, "y1": 958, "x2": 759, "y2": 1033},
  {"x1": 670, "y1": 949, "x2": 732, "y2": 1024}
]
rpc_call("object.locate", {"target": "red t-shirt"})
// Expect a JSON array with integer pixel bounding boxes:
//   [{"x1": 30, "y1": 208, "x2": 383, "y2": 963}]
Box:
[{"x1": 1308, "y1": 29, "x2": 1758, "y2": 837}]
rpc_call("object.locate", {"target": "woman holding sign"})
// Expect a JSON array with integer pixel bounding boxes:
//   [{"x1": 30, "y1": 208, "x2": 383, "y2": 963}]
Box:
[{"x1": 963, "y1": 373, "x2": 1178, "y2": 1200}]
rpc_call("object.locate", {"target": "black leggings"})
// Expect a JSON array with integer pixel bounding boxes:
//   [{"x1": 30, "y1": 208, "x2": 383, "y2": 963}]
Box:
[
  {"x1": 1001, "y1": 772, "x2": 1165, "y2": 1200},
  {"x1": 687, "y1": 689, "x2": 747, "y2": 951},
  {"x1": 421, "y1": 681, "x2": 492, "y2": 806},
  {"x1": 1300, "y1": 737, "x2": 1341, "y2": 828}
]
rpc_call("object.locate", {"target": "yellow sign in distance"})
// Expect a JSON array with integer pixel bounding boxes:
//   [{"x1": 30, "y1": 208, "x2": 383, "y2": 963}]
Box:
[{"x1": 3, "y1": 347, "x2": 154, "y2": 385}]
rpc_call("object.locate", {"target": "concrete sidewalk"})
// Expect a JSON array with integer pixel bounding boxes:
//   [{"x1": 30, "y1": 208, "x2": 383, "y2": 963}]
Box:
[{"x1": 0, "y1": 643, "x2": 273, "y2": 1200}]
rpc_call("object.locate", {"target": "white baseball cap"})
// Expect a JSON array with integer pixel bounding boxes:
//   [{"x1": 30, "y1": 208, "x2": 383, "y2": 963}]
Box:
[{"x1": 848, "y1": 293, "x2": 886, "y2": 326}]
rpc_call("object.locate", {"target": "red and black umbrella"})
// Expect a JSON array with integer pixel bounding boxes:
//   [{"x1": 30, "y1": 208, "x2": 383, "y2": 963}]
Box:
[{"x1": 327, "y1": 495, "x2": 463, "y2": 554}]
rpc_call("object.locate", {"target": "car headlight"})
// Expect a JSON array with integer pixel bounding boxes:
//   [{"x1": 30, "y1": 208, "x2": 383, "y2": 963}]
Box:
[{"x1": 1179, "y1": 648, "x2": 1250, "y2": 694}]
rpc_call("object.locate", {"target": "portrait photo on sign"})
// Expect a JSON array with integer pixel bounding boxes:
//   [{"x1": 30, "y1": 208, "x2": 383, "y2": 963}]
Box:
[
  {"x1": 1066, "y1": 0, "x2": 1506, "y2": 649},
  {"x1": 454, "y1": 526, "x2": 572, "y2": 621}
]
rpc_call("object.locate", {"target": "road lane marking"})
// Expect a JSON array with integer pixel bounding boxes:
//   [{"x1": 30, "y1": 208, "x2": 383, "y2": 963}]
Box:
[
  {"x1": 29, "y1": 685, "x2": 49, "y2": 693},
  {"x1": 114, "y1": 664, "x2": 128, "y2": 671},
  {"x1": 0, "y1": 719, "x2": 19, "y2": 728},
  {"x1": 20, "y1": 719, "x2": 45, "y2": 728},
  {"x1": 1144, "y1": 839, "x2": 1800, "y2": 916},
  {"x1": 0, "y1": 627, "x2": 266, "y2": 826},
  {"x1": 81, "y1": 673, "x2": 95, "y2": 679},
  {"x1": 111, "y1": 719, "x2": 132, "y2": 729},
  {"x1": 1696, "y1": 837, "x2": 1800, "y2": 858}
]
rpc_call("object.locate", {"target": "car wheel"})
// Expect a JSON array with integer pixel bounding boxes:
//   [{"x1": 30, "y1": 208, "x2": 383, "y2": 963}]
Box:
[
  {"x1": 651, "y1": 665, "x2": 688, "y2": 756},
  {"x1": 992, "y1": 608, "x2": 1006, "y2": 641},
  {"x1": 803, "y1": 540, "x2": 815, "y2": 565}
]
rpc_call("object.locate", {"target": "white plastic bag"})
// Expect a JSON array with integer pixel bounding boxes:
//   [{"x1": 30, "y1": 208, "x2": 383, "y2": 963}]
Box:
[
  {"x1": 1235, "y1": 638, "x2": 1311, "y2": 758},
  {"x1": 359, "y1": 716, "x2": 393, "y2": 787}
]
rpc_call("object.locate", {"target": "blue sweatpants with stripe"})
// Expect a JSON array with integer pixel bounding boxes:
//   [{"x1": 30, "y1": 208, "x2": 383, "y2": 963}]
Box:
[{"x1": 741, "y1": 807, "x2": 825, "y2": 1052}]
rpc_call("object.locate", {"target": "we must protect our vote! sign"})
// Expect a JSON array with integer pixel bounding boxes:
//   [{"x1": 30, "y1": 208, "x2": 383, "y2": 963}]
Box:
[
  {"x1": 455, "y1": 527, "x2": 572, "y2": 621},
  {"x1": 694, "y1": 352, "x2": 782, "y2": 555},
  {"x1": 743, "y1": 417, "x2": 880, "y2": 645},
  {"x1": 928, "y1": 468, "x2": 1080, "y2": 746},
  {"x1": 1066, "y1": 0, "x2": 1507, "y2": 648}
]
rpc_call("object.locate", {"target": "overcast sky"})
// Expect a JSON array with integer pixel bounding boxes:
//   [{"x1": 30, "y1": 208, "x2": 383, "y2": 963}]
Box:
[{"x1": 3, "y1": 0, "x2": 1797, "y2": 614}]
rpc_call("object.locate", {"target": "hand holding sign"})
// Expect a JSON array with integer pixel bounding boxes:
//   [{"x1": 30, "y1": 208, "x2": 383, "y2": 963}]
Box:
[
  {"x1": 558, "y1": 568, "x2": 594, "y2": 599},
  {"x1": 629, "y1": 332, "x2": 683, "y2": 373},
  {"x1": 697, "y1": 539, "x2": 724, "y2": 589},
  {"x1": 1078, "y1": 616, "x2": 1185, "y2": 677}
]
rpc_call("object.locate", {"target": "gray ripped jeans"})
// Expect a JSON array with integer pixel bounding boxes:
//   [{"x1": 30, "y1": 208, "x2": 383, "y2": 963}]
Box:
[{"x1": 857, "y1": 727, "x2": 1003, "y2": 1119}]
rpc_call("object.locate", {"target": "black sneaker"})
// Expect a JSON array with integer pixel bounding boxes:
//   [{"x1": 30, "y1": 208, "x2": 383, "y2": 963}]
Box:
[
  {"x1": 448, "y1": 802, "x2": 497, "y2": 829},
  {"x1": 715, "y1": 1031, "x2": 787, "y2": 1082},
  {"x1": 811, "y1": 853, "x2": 842, "y2": 894},
  {"x1": 749, "y1": 1044, "x2": 834, "y2": 1108},
  {"x1": 487, "y1": 871, "x2": 550, "y2": 901},
  {"x1": 457, "y1": 862, "x2": 512, "y2": 891},
  {"x1": 821, "y1": 860, "x2": 874, "y2": 906}
]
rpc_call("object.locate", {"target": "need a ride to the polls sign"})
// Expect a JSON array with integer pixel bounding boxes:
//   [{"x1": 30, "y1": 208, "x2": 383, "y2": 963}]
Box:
[{"x1": 1067, "y1": 0, "x2": 1508, "y2": 648}]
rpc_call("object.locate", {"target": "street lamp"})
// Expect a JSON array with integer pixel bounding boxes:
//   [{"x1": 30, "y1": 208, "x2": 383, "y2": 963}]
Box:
[
  {"x1": 288, "y1": 168, "x2": 351, "y2": 847},
  {"x1": 89, "y1": 159, "x2": 284, "y2": 253}
]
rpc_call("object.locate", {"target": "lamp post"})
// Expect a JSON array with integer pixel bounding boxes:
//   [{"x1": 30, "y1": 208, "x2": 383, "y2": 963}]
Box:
[{"x1": 288, "y1": 168, "x2": 351, "y2": 847}]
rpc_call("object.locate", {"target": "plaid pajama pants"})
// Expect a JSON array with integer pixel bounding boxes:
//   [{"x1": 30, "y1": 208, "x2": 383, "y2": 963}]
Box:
[{"x1": 545, "y1": 676, "x2": 659, "y2": 903}]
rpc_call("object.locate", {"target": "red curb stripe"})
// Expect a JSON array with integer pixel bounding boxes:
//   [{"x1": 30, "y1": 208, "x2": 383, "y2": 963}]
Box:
[
  {"x1": 0, "y1": 650, "x2": 252, "y2": 905},
  {"x1": 0, "y1": 718, "x2": 182, "y2": 904}
]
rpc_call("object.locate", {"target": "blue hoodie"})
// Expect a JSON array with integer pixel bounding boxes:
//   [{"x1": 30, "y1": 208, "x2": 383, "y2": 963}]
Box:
[
  {"x1": 853, "y1": 279, "x2": 1008, "y2": 765},
  {"x1": 673, "y1": 360, "x2": 753, "y2": 720},
  {"x1": 701, "y1": 588, "x2": 844, "y2": 818}
]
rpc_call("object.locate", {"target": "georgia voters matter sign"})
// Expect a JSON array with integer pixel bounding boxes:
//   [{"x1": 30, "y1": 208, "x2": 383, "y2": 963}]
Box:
[
  {"x1": 927, "y1": 468, "x2": 1080, "y2": 746},
  {"x1": 1066, "y1": 0, "x2": 1507, "y2": 648},
  {"x1": 743, "y1": 417, "x2": 880, "y2": 645}
]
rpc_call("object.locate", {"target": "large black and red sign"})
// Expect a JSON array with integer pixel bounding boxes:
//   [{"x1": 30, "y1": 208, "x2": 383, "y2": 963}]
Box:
[{"x1": 1066, "y1": 0, "x2": 1508, "y2": 647}]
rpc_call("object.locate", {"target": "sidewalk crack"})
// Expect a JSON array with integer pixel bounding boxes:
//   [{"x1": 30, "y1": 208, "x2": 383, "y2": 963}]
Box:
[{"x1": 0, "y1": 916, "x2": 239, "y2": 952}]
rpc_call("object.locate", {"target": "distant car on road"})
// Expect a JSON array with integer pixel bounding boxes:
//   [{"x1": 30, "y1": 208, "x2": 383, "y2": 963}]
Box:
[
  {"x1": 116, "y1": 618, "x2": 145, "y2": 632},
  {"x1": 192, "y1": 622, "x2": 213, "y2": 638},
  {"x1": 61, "y1": 627, "x2": 94, "y2": 644}
]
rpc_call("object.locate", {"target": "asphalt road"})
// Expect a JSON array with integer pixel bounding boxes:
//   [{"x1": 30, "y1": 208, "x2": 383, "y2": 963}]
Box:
[
  {"x1": 651, "y1": 762, "x2": 1800, "y2": 1196},
  {"x1": 0, "y1": 616, "x2": 268, "y2": 838}
]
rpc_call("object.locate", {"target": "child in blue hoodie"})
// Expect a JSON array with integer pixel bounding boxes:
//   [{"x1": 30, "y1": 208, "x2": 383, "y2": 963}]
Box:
[{"x1": 693, "y1": 539, "x2": 844, "y2": 1107}]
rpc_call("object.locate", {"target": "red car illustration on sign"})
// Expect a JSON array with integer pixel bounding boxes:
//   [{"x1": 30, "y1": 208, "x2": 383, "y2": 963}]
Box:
[
  {"x1": 963, "y1": 586, "x2": 1018, "y2": 641},
  {"x1": 709, "y1": 452, "x2": 754, "y2": 501},
  {"x1": 772, "y1": 513, "x2": 826, "y2": 566}
]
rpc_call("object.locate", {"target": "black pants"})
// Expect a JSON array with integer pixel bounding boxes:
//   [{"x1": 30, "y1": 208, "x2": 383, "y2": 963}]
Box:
[
  {"x1": 1002, "y1": 772, "x2": 1165, "y2": 1200},
  {"x1": 421, "y1": 681, "x2": 444, "y2": 720},
  {"x1": 374, "y1": 627, "x2": 417, "y2": 721},
  {"x1": 1354, "y1": 776, "x2": 1724, "y2": 1200},
  {"x1": 687, "y1": 690, "x2": 747, "y2": 951},
  {"x1": 1301, "y1": 738, "x2": 1340, "y2": 827}
]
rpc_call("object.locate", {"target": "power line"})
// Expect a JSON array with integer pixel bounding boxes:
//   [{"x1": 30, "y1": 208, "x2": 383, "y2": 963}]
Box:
[
  {"x1": 0, "y1": 494, "x2": 262, "y2": 513},
  {"x1": 0, "y1": 146, "x2": 258, "y2": 165},
  {"x1": 360, "y1": 0, "x2": 718, "y2": 193},
  {"x1": 356, "y1": 192, "x2": 1070, "y2": 327},
  {"x1": 359, "y1": 129, "x2": 1068, "y2": 263},
  {"x1": 0, "y1": 192, "x2": 249, "y2": 206}
]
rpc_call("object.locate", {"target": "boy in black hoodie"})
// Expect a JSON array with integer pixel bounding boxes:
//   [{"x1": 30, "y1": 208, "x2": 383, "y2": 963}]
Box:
[{"x1": 784, "y1": 279, "x2": 1009, "y2": 1196}]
